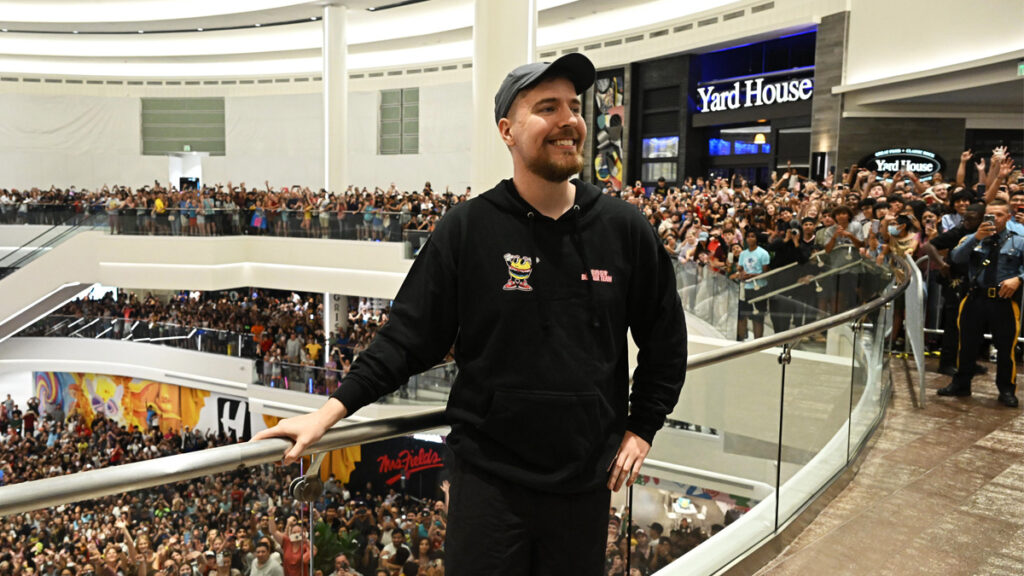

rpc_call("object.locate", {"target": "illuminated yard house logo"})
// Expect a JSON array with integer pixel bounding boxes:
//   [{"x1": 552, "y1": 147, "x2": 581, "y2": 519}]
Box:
[{"x1": 697, "y1": 77, "x2": 814, "y2": 113}]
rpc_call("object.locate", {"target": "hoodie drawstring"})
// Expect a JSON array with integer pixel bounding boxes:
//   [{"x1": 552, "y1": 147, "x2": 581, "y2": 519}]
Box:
[
  {"x1": 526, "y1": 211, "x2": 552, "y2": 333},
  {"x1": 569, "y1": 204, "x2": 601, "y2": 329}
]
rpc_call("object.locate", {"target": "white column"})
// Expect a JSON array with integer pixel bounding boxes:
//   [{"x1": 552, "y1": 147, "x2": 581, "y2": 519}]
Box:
[
  {"x1": 471, "y1": 0, "x2": 536, "y2": 196},
  {"x1": 323, "y1": 291, "x2": 332, "y2": 361},
  {"x1": 323, "y1": 4, "x2": 348, "y2": 195}
]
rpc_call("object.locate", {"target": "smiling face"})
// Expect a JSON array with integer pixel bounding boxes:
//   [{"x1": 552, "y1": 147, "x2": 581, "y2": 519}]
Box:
[{"x1": 500, "y1": 76, "x2": 586, "y2": 183}]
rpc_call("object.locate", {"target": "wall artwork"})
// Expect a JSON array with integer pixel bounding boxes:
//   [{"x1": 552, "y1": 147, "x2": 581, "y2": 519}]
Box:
[
  {"x1": 33, "y1": 371, "x2": 266, "y2": 440},
  {"x1": 593, "y1": 71, "x2": 626, "y2": 192}
]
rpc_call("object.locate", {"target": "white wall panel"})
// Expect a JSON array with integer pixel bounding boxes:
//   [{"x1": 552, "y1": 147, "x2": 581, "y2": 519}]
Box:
[
  {"x1": 0, "y1": 85, "x2": 471, "y2": 192},
  {"x1": 845, "y1": 0, "x2": 1024, "y2": 86},
  {"x1": 204, "y1": 93, "x2": 325, "y2": 189},
  {"x1": 0, "y1": 94, "x2": 164, "y2": 189},
  {"x1": 347, "y1": 82, "x2": 472, "y2": 192}
]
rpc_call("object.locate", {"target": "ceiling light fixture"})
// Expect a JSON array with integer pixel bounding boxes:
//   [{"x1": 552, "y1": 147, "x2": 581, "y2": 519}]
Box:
[
  {"x1": 197, "y1": 27, "x2": 203, "y2": 31},
  {"x1": 137, "y1": 30, "x2": 144, "y2": 34},
  {"x1": 310, "y1": 16, "x2": 318, "y2": 20},
  {"x1": 254, "y1": 23, "x2": 261, "y2": 27},
  {"x1": 366, "y1": 0, "x2": 429, "y2": 12},
  {"x1": 73, "y1": 30, "x2": 79, "y2": 34},
  {"x1": 753, "y1": 134, "x2": 767, "y2": 145}
]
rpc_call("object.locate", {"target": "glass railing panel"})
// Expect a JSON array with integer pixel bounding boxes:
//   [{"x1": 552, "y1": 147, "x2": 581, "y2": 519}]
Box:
[
  {"x1": 18, "y1": 314, "x2": 256, "y2": 357},
  {"x1": 675, "y1": 260, "x2": 739, "y2": 340},
  {"x1": 775, "y1": 329, "x2": 854, "y2": 526},
  {"x1": 0, "y1": 212, "x2": 107, "y2": 278},
  {"x1": 646, "y1": 350, "x2": 784, "y2": 574},
  {"x1": 97, "y1": 207, "x2": 425, "y2": 243},
  {"x1": 256, "y1": 360, "x2": 456, "y2": 404},
  {"x1": 849, "y1": 305, "x2": 892, "y2": 460},
  {"x1": 1, "y1": 205, "x2": 440, "y2": 245}
]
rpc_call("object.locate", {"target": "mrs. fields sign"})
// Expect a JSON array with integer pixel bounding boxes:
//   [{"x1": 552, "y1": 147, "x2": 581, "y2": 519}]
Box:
[{"x1": 697, "y1": 76, "x2": 814, "y2": 113}]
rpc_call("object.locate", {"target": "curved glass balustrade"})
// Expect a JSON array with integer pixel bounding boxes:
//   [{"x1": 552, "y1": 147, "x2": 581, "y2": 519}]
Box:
[
  {"x1": 0, "y1": 255, "x2": 908, "y2": 576},
  {"x1": 1, "y1": 205, "x2": 435, "y2": 243}
]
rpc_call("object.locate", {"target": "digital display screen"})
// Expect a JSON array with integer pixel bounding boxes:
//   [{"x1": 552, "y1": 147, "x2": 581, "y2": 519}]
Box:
[
  {"x1": 734, "y1": 141, "x2": 759, "y2": 155},
  {"x1": 643, "y1": 136, "x2": 679, "y2": 158},
  {"x1": 709, "y1": 138, "x2": 731, "y2": 156}
]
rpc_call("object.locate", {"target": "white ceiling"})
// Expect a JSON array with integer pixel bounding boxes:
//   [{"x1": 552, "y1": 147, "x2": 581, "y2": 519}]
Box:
[{"x1": 0, "y1": 0, "x2": 742, "y2": 75}]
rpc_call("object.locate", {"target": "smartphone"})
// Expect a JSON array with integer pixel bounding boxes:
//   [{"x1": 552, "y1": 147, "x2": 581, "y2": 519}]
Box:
[{"x1": 983, "y1": 214, "x2": 996, "y2": 225}]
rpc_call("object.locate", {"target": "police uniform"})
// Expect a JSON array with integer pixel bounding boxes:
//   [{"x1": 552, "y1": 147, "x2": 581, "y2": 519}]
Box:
[
  {"x1": 928, "y1": 224, "x2": 973, "y2": 372},
  {"x1": 939, "y1": 228, "x2": 1024, "y2": 406}
]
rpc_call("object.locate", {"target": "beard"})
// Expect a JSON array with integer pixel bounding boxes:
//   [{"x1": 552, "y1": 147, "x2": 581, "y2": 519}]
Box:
[{"x1": 527, "y1": 147, "x2": 584, "y2": 183}]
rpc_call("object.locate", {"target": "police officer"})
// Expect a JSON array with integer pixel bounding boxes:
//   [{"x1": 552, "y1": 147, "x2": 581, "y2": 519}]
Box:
[
  {"x1": 938, "y1": 199, "x2": 1024, "y2": 407},
  {"x1": 922, "y1": 203, "x2": 984, "y2": 375}
]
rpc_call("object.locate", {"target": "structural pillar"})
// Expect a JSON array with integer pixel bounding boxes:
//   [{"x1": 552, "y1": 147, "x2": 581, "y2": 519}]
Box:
[
  {"x1": 323, "y1": 4, "x2": 348, "y2": 195},
  {"x1": 471, "y1": 0, "x2": 536, "y2": 196}
]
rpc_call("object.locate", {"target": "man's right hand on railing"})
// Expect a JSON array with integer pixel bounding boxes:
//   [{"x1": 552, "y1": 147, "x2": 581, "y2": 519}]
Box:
[{"x1": 250, "y1": 397, "x2": 349, "y2": 464}]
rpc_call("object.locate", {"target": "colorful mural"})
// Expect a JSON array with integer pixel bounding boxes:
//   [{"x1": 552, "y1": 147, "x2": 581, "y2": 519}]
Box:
[
  {"x1": 34, "y1": 372, "x2": 266, "y2": 440},
  {"x1": 593, "y1": 71, "x2": 626, "y2": 192}
]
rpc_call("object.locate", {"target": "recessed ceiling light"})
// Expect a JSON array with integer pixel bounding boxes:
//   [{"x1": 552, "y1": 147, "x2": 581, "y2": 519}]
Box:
[
  {"x1": 138, "y1": 30, "x2": 144, "y2": 34},
  {"x1": 254, "y1": 23, "x2": 261, "y2": 27},
  {"x1": 310, "y1": 16, "x2": 318, "y2": 20},
  {"x1": 1, "y1": 29, "x2": 7, "y2": 32},
  {"x1": 73, "y1": 30, "x2": 79, "y2": 34},
  {"x1": 197, "y1": 27, "x2": 203, "y2": 31}
]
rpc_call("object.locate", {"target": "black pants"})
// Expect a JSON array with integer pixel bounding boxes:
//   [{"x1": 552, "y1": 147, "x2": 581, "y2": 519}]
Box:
[
  {"x1": 938, "y1": 281, "x2": 965, "y2": 368},
  {"x1": 446, "y1": 457, "x2": 610, "y2": 576},
  {"x1": 952, "y1": 292, "x2": 1021, "y2": 395}
]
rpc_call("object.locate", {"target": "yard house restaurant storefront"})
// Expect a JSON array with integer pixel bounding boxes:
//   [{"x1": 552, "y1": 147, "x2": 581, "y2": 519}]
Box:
[{"x1": 628, "y1": 32, "x2": 819, "y2": 192}]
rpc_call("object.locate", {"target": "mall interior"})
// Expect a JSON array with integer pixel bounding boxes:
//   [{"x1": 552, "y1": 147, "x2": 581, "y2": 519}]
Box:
[{"x1": 0, "y1": 1, "x2": 1022, "y2": 575}]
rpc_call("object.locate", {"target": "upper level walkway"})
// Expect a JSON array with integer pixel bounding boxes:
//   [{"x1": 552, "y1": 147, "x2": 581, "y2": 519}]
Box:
[{"x1": 758, "y1": 356, "x2": 1024, "y2": 576}]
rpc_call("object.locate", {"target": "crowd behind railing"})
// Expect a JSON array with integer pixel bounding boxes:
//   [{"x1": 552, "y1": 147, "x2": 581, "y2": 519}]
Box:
[
  {"x1": 11, "y1": 146, "x2": 1023, "y2": 376},
  {"x1": 5, "y1": 149, "x2": 1020, "y2": 575},
  {"x1": 0, "y1": 392, "x2": 716, "y2": 576},
  {"x1": 0, "y1": 181, "x2": 466, "y2": 251}
]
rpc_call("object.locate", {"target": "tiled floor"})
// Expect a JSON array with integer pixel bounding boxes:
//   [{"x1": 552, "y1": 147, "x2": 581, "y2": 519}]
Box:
[{"x1": 756, "y1": 357, "x2": 1024, "y2": 576}]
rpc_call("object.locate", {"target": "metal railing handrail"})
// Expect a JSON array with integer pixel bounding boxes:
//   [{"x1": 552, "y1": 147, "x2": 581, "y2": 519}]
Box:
[
  {"x1": 0, "y1": 213, "x2": 105, "y2": 272},
  {"x1": 0, "y1": 256, "x2": 911, "y2": 518},
  {"x1": 687, "y1": 254, "x2": 907, "y2": 370},
  {"x1": 0, "y1": 409, "x2": 447, "y2": 517}
]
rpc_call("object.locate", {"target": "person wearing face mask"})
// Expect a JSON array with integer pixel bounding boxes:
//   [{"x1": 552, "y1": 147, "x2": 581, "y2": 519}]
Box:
[
  {"x1": 939, "y1": 199, "x2": 1024, "y2": 407},
  {"x1": 880, "y1": 214, "x2": 919, "y2": 264}
]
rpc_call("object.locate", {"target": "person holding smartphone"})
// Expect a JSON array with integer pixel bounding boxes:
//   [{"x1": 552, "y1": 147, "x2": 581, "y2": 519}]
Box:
[{"x1": 939, "y1": 199, "x2": 1024, "y2": 407}]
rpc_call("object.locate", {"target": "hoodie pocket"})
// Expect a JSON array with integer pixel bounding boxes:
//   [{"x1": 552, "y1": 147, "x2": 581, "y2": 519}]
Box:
[{"x1": 480, "y1": 388, "x2": 612, "y2": 475}]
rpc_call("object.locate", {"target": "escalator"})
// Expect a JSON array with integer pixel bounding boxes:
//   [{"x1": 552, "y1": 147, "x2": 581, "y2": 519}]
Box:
[{"x1": 0, "y1": 213, "x2": 104, "y2": 342}]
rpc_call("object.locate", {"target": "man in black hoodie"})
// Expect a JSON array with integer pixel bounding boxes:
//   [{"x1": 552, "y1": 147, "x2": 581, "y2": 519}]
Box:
[{"x1": 253, "y1": 53, "x2": 687, "y2": 575}]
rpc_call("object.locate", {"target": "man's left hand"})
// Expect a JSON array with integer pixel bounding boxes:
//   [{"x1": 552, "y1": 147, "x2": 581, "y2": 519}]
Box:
[
  {"x1": 999, "y1": 277, "x2": 1021, "y2": 299},
  {"x1": 607, "y1": 431, "x2": 650, "y2": 492}
]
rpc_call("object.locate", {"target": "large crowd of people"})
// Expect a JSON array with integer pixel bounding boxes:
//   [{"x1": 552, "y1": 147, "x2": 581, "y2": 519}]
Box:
[
  {"x1": 2, "y1": 145, "x2": 1021, "y2": 574},
  {"x1": 0, "y1": 182, "x2": 468, "y2": 243},
  {"x1": 11, "y1": 146, "x2": 1023, "y2": 379},
  {"x1": 0, "y1": 394, "x2": 718, "y2": 576},
  {"x1": 23, "y1": 289, "x2": 403, "y2": 395}
]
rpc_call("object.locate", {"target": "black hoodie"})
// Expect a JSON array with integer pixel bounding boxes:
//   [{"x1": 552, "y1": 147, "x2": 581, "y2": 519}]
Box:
[{"x1": 332, "y1": 178, "x2": 687, "y2": 493}]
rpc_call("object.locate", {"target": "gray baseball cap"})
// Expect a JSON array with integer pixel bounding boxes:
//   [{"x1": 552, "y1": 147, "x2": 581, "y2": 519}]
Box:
[{"x1": 493, "y1": 53, "x2": 596, "y2": 125}]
